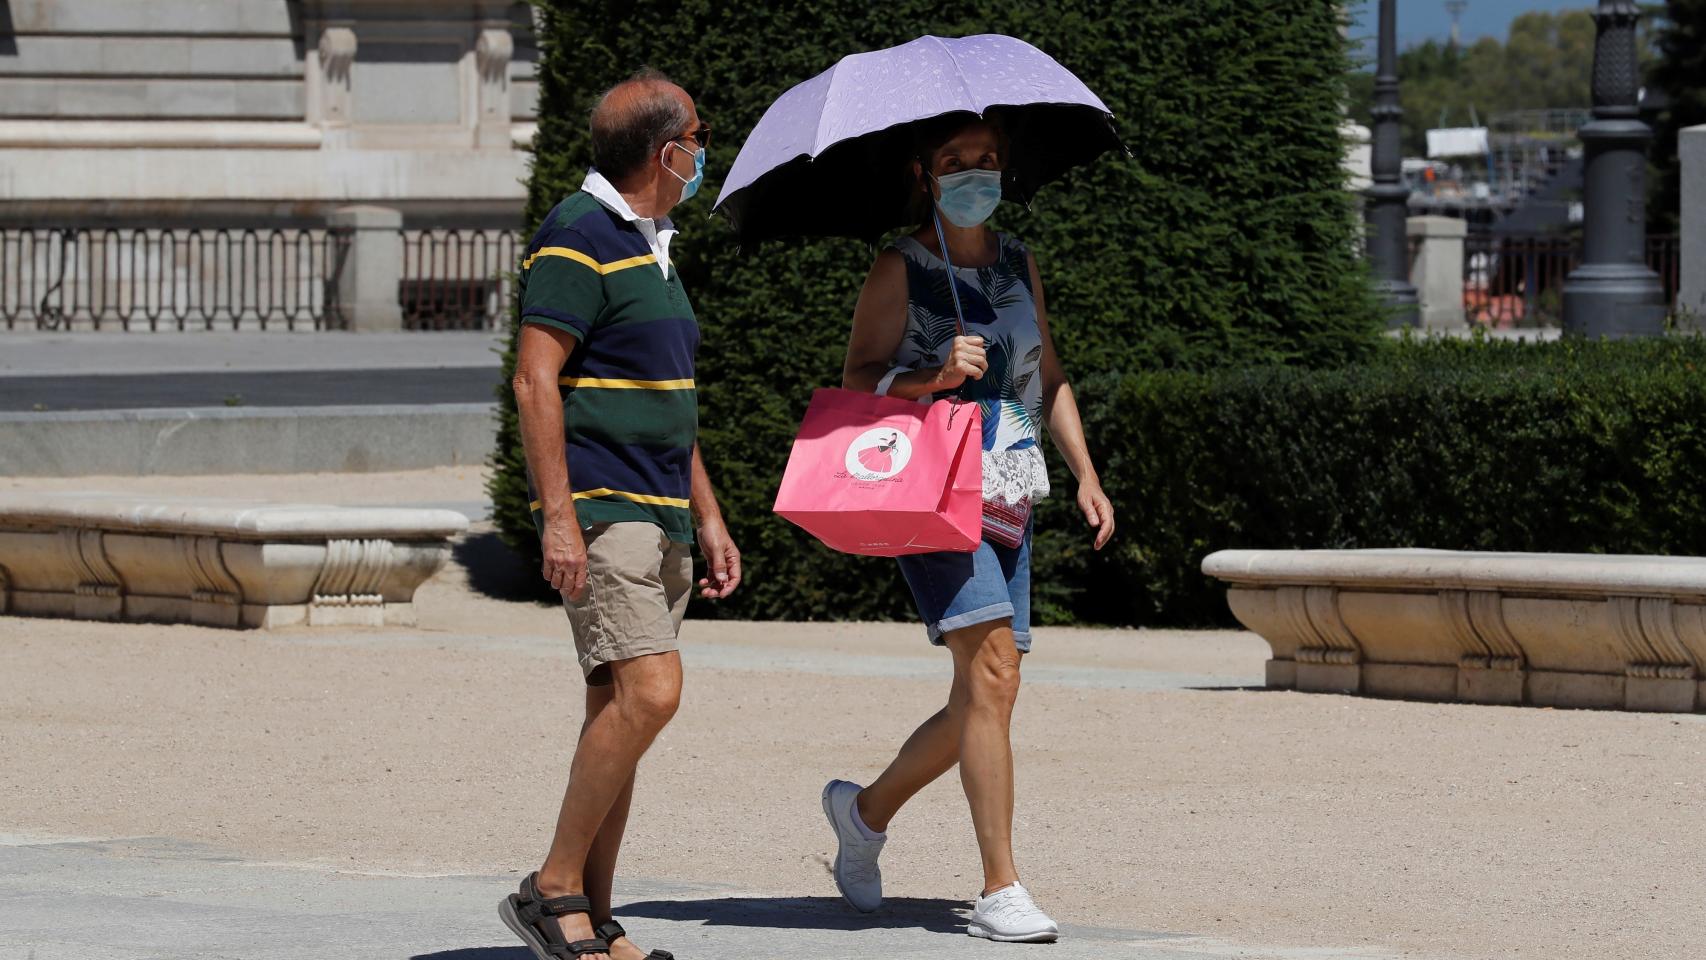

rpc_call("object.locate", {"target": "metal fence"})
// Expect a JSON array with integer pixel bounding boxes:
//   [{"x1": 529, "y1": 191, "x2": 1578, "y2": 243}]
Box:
[
  {"x1": 399, "y1": 229, "x2": 518, "y2": 331},
  {"x1": 1, "y1": 228, "x2": 351, "y2": 331},
  {"x1": 1463, "y1": 233, "x2": 1682, "y2": 328}
]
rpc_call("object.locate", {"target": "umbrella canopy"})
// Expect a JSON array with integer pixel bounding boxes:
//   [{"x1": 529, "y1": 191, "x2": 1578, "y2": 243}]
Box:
[{"x1": 714, "y1": 34, "x2": 1123, "y2": 246}]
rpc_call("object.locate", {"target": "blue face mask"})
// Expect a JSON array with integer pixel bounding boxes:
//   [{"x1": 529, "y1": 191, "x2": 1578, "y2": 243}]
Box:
[
  {"x1": 666, "y1": 140, "x2": 705, "y2": 202},
  {"x1": 933, "y1": 168, "x2": 1003, "y2": 228}
]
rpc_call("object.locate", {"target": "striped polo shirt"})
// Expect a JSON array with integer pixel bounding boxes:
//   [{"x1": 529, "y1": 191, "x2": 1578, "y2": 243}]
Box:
[{"x1": 519, "y1": 174, "x2": 700, "y2": 543}]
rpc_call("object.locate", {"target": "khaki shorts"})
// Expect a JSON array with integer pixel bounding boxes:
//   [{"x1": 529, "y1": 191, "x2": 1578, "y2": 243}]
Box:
[{"x1": 565, "y1": 522, "x2": 693, "y2": 685}]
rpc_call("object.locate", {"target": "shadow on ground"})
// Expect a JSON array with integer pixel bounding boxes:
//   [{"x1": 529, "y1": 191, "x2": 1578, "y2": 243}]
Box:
[
  {"x1": 412, "y1": 950, "x2": 529, "y2": 960},
  {"x1": 454, "y1": 530, "x2": 558, "y2": 604},
  {"x1": 617, "y1": 895, "x2": 970, "y2": 935}
]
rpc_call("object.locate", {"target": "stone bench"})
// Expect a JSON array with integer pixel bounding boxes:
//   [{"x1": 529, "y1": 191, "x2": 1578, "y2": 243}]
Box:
[
  {"x1": 1202, "y1": 548, "x2": 1706, "y2": 713},
  {"x1": 0, "y1": 493, "x2": 468, "y2": 629}
]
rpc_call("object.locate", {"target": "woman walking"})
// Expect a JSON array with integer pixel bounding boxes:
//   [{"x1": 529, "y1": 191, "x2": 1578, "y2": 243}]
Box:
[{"x1": 820, "y1": 111, "x2": 1115, "y2": 944}]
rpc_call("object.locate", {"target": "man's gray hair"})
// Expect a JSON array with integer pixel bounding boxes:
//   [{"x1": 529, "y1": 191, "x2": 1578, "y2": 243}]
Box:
[{"x1": 589, "y1": 67, "x2": 691, "y2": 180}]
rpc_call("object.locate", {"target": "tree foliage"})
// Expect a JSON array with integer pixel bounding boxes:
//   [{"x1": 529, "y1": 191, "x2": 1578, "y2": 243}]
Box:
[
  {"x1": 491, "y1": 0, "x2": 1381, "y2": 624},
  {"x1": 1347, "y1": 10, "x2": 1654, "y2": 157}
]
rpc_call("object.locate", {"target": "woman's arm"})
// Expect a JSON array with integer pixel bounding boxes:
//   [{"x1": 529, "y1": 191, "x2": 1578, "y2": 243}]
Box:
[
  {"x1": 843, "y1": 249, "x2": 986, "y2": 399},
  {"x1": 1029, "y1": 250, "x2": 1115, "y2": 550}
]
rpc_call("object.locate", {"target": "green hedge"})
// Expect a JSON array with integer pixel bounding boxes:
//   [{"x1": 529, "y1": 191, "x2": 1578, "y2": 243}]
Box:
[
  {"x1": 491, "y1": 0, "x2": 1382, "y2": 622},
  {"x1": 1056, "y1": 336, "x2": 1706, "y2": 626}
]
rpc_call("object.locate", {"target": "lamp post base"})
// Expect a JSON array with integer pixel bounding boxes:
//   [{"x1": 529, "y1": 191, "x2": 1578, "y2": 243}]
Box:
[
  {"x1": 1375, "y1": 278, "x2": 1420, "y2": 329},
  {"x1": 1561, "y1": 263, "x2": 1667, "y2": 338}
]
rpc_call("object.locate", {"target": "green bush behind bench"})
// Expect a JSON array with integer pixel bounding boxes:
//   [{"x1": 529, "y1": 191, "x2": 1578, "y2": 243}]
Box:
[
  {"x1": 1058, "y1": 337, "x2": 1706, "y2": 626},
  {"x1": 490, "y1": 0, "x2": 1381, "y2": 624}
]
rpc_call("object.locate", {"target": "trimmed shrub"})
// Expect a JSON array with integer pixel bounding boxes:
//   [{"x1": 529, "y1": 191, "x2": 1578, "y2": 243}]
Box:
[
  {"x1": 491, "y1": 0, "x2": 1382, "y2": 621},
  {"x1": 1058, "y1": 336, "x2": 1706, "y2": 626}
]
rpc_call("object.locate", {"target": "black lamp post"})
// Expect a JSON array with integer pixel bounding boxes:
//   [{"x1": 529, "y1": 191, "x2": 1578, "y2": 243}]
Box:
[
  {"x1": 1367, "y1": 0, "x2": 1418, "y2": 328},
  {"x1": 1561, "y1": 1, "x2": 1666, "y2": 338}
]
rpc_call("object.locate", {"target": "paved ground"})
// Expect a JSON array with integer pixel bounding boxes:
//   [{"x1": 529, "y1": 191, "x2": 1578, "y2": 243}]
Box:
[{"x1": 3, "y1": 469, "x2": 1704, "y2": 959}]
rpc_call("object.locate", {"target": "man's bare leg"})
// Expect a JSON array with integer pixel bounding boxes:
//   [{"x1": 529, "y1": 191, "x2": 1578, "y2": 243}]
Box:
[
  {"x1": 582, "y1": 690, "x2": 647, "y2": 960},
  {"x1": 533, "y1": 652, "x2": 682, "y2": 960}
]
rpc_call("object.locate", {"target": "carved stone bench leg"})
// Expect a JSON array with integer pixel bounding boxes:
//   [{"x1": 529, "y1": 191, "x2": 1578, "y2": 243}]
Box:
[{"x1": 1441, "y1": 590, "x2": 1526, "y2": 706}]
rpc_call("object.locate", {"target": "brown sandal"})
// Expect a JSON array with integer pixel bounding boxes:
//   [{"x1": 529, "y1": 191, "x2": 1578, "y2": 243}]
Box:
[
  {"x1": 596, "y1": 920, "x2": 675, "y2": 960},
  {"x1": 498, "y1": 872, "x2": 611, "y2": 959}
]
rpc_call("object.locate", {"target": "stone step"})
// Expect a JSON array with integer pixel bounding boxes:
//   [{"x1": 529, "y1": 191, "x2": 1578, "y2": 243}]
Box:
[
  {"x1": 0, "y1": 492, "x2": 468, "y2": 629},
  {"x1": 1202, "y1": 548, "x2": 1706, "y2": 713}
]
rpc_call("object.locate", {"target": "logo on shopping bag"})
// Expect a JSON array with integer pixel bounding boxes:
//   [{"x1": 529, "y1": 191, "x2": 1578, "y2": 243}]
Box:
[{"x1": 845, "y1": 428, "x2": 912, "y2": 481}]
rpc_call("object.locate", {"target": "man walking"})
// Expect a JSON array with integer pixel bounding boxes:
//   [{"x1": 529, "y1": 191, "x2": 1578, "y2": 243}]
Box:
[{"x1": 500, "y1": 69, "x2": 739, "y2": 960}]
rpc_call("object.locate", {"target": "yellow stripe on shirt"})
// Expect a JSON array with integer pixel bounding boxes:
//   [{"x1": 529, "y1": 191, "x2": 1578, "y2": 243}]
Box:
[
  {"x1": 573, "y1": 488, "x2": 691, "y2": 508},
  {"x1": 529, "y1": 489, "x2": 692, "y2": 511},
  {"x1": 522, "y1": 247, "x2": 658, "y2": 274},
  {"x1": 557, "y1": 377, "x2": 696, "y2": 390}
]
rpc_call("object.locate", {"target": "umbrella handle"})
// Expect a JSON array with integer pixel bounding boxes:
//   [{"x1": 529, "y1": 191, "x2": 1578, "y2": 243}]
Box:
[
  {"x1": 930, "y1": 202, "x2": 976, "y2": 425},
  {"x1": 929, "y1": 203, "x2": 970, "y2": 340}
]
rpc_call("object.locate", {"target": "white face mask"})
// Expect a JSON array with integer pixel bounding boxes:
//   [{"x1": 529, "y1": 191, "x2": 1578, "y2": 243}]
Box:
[{"x1": 933, "y1": 169, "x2": 1003, "y2": 227}]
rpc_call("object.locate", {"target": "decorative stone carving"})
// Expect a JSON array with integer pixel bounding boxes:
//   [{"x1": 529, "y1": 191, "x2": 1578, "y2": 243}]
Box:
[
  {"x1": 1440, "y1": 589, "x2": 1524, "y2": 705},
  {"x1": 320, "y1": 27, "x2": 358, "y2": 85},
  {"x1": 474, "y1": 25, "x2": 515, "y2": 148},
  {"x1": 1273, "y1": 585, "x2": 1361, "y2": 694},
  {"x1": 61, "y1": 527, "x2": 124, "y2": 620},
  {"x1": 309, "y1": 537, "x2": 392, "y2": 626},
  {"x1": 317, "y1": 25, "x2": 358, "y2": 127},
  {"x1": 0, "y1": 494, "x2": 466, "y2": 630},
  {"x1": 476, "y1": 27, "x2": 514, "y2": 84},
  {"x1": 178, "y1": 534, "x2": 242, "y2": 628},
  {"x1": 1204, "y1": 549, "x2": 1706, "y2": 714}
]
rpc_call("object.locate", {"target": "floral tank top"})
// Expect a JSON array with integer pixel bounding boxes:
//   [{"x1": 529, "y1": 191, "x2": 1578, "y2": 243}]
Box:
[{"x1": 889, "y1": 233, "x2": 1051, "y2": 506}]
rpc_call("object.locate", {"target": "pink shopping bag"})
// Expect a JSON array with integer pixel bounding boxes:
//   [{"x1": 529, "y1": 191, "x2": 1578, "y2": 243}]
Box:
[{"x1": 774, "y1": 387, "x2": 983, "y2": 556}]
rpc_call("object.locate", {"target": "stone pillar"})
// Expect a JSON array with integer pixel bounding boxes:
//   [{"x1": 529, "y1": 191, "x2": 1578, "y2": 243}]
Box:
[
  {"x1": 327, "y1": 206, "x2": 404, "y2": 333},
  {"x1": 1366, "y1": 0, "x2": 1420, "y2": 328},
  {"x1": 1681, "y1": 125, "x2": 1706, "y2": 327},
  {"x1": 474, "y1": 24, "x2": 515, "y2": 149},
  {"x1": 1407, "y1": 216, "x2": 1468, "y2": 329},
  {"x1": 1561, "y1": 1, "x2": 1667, "y2": 338}
]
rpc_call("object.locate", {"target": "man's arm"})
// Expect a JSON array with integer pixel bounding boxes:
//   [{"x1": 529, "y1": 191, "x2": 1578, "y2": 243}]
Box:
[
  {"x1": 689, "y1": 442, "x2": 741, "y2": 599},
  {"x1": 513, "y1": 322, "x2": 590, "y2": 598}
]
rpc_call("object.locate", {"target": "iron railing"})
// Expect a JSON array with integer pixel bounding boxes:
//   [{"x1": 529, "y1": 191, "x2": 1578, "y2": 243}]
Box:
[
  {"x1": 1464, "y1": 234, "x2": 1682, "y2": 328},
  {"x1": 0, "y1": 228, "x2": 350, "y2": 331},
  {"x1": 399, "y1": 229, "x2": 518, "y2": 330}
]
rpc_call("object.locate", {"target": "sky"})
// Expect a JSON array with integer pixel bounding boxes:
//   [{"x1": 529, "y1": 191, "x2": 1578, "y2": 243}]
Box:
[{"x1": 1348, "y1": 1, "x2": 1599, "y2": 49}]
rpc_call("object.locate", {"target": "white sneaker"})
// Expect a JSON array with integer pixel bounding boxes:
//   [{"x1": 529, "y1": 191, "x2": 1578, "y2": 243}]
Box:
[
  {"x1": 821, "y1": 779, "x2": 885, "y2": 912},
  {"x1": 967, "y1": 882, "x2": 1060, "y2": 943}
]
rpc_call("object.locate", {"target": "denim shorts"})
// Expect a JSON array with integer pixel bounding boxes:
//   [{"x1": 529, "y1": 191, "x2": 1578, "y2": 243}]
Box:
[{"x1": 895, "y1": 529, "x2": 1032, "y2": 652}]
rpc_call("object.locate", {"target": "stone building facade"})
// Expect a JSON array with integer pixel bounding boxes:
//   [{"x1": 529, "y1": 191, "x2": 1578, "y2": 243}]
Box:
[
  {"x1": 0, "y1": 0, "x2": 541, "y2": 331},
  {"x1": 0, "y1": 0, "x2": 538, "y2": 230}
]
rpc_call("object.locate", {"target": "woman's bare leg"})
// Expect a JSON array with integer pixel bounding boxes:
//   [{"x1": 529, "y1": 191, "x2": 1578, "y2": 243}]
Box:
[
  {"x1": 943, "y1": 620, "x2": 1022, "y2": 895},
  {"x1": 854, "y1": 670, "x2": 969, "y2": 832}
]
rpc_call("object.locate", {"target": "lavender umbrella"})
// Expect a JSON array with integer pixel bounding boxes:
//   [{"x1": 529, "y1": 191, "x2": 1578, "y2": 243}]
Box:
[{"x1": 713, "y1": 34, "x2": 1123, "y2": 246}]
